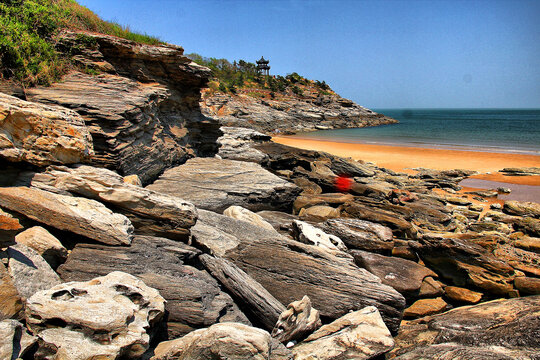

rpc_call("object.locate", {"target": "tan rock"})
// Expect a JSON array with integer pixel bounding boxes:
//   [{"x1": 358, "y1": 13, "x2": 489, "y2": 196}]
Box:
[
  {"x1": 418, "y1": 277, "x2": 444, "y2": 298},
  {"x1": 152, "y1": 322, "x2": 289, "y2": 360},
  {"x1": 223, "y1": 205, "x2": 277, "y2": 232},
  {"x1": 503, "y1": 200, "x2": 540, "y2": 218},
  {"x1": 298, "y1": 205, "x2": 340, "y2": 222},
  {"x1": 272, "y1": 295, "x2": 321, "y2": 343},
  {"x1": 444, "y1": 286, "x2": 483, "y2": 304},
  {"x1": 292, "y1": 306, "x2": 394, "y2": 360},
  {"x1": 0, "y1": 187, "x2": 133, "y2": 246},
  {"x1": 0, "y1": 206, "x2": 21, "y2": 246},
  {"x1": 0, "y1": 262, "x2": 22, "y2": 320},
  {"x1": 403, "y1": 298, "x2": 447, "y2": 318},
  {"x1": 15, "y1": 226, "x2": 67, "y2": 268},
  {"x1": 514, "y1": 276, "x2": 540, "y2": 295},
  {"x1": 0, "y1": 92, "x2": 93, "y2": 166},
  {"x1": 0, "y1": 319, "x2": 36, "y2": 359},
  {"x1": 514, "y1": 236, "x2": 540, "y2": 254},
  {"x1": 26, "y1": 271, "x2": 165, "y2": 359},
  {"x1": 123, "y1": 174, "x2": 142, "y2": 186},
  {"x1": 293, "y1": 177, "x2": 322, "y2": 194}
]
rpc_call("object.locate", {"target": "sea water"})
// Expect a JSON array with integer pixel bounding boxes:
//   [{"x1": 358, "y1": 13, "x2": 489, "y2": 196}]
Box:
[{"x1": 291, "y1": 109, "x2": 540, "y2": 155}]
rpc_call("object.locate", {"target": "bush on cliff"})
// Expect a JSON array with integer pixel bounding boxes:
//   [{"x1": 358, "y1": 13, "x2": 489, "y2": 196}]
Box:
[{"x1": 0, "y1": 0, "x2": 162, "y2": 87}]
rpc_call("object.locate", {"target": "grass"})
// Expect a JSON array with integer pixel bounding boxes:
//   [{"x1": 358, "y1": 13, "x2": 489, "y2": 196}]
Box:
[{"x1": 0, "y1": 0, "x2": 163, "y2": 87}]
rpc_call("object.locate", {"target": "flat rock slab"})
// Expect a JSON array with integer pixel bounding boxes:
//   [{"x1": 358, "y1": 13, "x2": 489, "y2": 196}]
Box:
[
  {"x1": 390, "y1": 296, "x2": 540, "y2": 359},
  {"x1": 0, "y1": 187, "x2": 133, "y2": 245},
  {"x1": 0, "y1": 92, "x2": 93, "y2": 166},
  {"x1": 196, "y1": 210, "x2": 406, "y2": 333},
  {"x1": 57, "y1": 235, "x2": 249, "y2": 338},
  {"x1": 321, "y1": 218, "x2": 394, "y2": 253},
  {"x1": 147, "y1": 157, "x2": 300, "y2": 212}
]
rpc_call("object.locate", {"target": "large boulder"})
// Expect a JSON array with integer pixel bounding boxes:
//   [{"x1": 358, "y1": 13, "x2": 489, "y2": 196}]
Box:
[
  {"x1": 31, "y1": 165, "x2": 197, "y2": 240},
  {"x1": 292, "y1": 306, "x2": 395, "y2": 360},
  {"x1": 147, "y1": 157, "x2": 300, "y2": 212},
  {"x1": 0, "y1": 187, "x2": 133, "y2": 245},
  {"x1": 26, "y1": 271, "x2": 165, "y2": 360},
  {"x1": 195, "y1": 209, "x2": 406, "y2": 333},
  {"x1": 321, "y1": 218, "x2": 394, "y2": 253},
  {"x1": 390, "y1": 296, "x2": 540, "y2": 359},
  {"x1": 7, "y1": 243, "x2": 61, "y2": 300},
  {"x1": 15, "y1": 226, "x2": 67, "y2": 269},
  {"x1": 57, "y1": 235, "x2": 249, "y2": 338},
  {"x1": 0, "y1": 92, "x2": 93, "y2": 166},
  {"x1": 152, "y1": 322, "x2": 291, "y2": 360},
  {"x1": 223, "y1": 205, "x2": 277, "y2": 232},
  {"x1": 272, "y1": 296, "x2": 321, "y2": 344},
  {"x1": 216, "y1": 126, "x2": 271, "y2": 163}
]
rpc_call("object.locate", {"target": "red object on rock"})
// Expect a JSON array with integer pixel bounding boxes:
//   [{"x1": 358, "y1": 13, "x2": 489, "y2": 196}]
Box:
[{"x1": 335, "y1": 176, "x2": 353, "y2": 193}]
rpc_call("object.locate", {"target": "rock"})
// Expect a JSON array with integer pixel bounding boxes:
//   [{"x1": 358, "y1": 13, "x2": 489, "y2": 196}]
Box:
[
  {"x1": 491, "y1": 203, "x2": 503, "y2": 210},
  {"x1": 123, "y1": 174, "x2": 142, "y2": 186},
  {"x1": 514, "y1": 276, "x2": 540, "y2": 295},
  {"x1": 293, "y1": 177, "x2": 322, "y2": 194},
  {"x1": 195, "y1": 210, "x2": 406, "y2": 333},
  {"x1": 28, "y1": 30, "x2": 216, "y2": 183},
  {"x1": 418, "y1": 277, "x2": 444, "y2": 298},
  {"x1": 499, "y1": 167, "x2": 540, "y2": 176},
  {"x1": 147, "y1": 157, "x2": 300, "y2": 212},
  {"x1": 293, "y1": 193, "x2": 354, "y2": 214},
  {"x1": 514, "y1": 236, "x2": 540, "y2": 253},
  {"x1": 415, "y1": 234, "x2": 516, "y2": 296},
  {"x1": 393, "y1": 343, "x2": 539, "y2": 360},
  {"x1": 26, "y1": 271, "x2": 165, "y2": 359},
  {"x1": 216, "y1": 126, "x2": 271, "y2": 163},
  {"x1": 31, "y1": 165, "x2": 197, "y2": 240},
  {"x1": 256, "y1": 210, "x2": 299, "y2": 234},
  {"x1": 445, "y1": 196, "x2": 472, "y2": 206},
  {"x1": 497, "y1": 187, "x2": 512, "y2": 194},
  {"x1": 0, "y1": 92, "x2": 93, "y2": 166},
  {"x1": 0, "y1": 206, "x2": 22, "y2": 246},
  {"x1": 0, "y1": 319, "x2": 36, "y2": 359},
  {"x1": 514, "y1": 217, "x2": 540, "y2": 237},
  {"x1": 403, "y1": 298, "x2": 448, "y2": 318},
  {"x1": 321, "y1": 218, "x2": 394, "y2": 253},
  {"x1": 272, "y1": 295, "x2": 321, "y2": 344},
  {"x1": 298, "y1": 205, "x2": 340, "y2": 222},
  {"x1": 351, "y1": 250, "x2": 438, "y2": 296},
  {"x1": 292, "y1": 220, "x2": 347, "y2": 251},
  {"x1": 503, "y1": 200, "x2": 540, "y2": 218},
  {"x1": 444, "y1": 286, "x2": 483, "y2": 303},
  {"x1": 390, "y1": 296, "x2": 540, "y2": 359},
  {"x1": 57, "y1": 235, "x2": 248, "y2": 338},
  {"x1": 0, "y1": 262, "x2": 22, "y2": 321},
  {"x1": 7, "y1": 244, "x2": 61, "y2": 300},
  {"x1": 152, "y1": 322, "x2": 291, "y2": 360},
  {"x1": 200, "y1": 254, "x2": 285, "y2": 331},
  {"x1": 292, "y1": 306, "x2": 394, "y2": 360},
  {"x1": 0, "y1": 187, "x2": 133, "y2": 245},
  {"x1": 15, "y1": 226, "x2": 67, "y2": 269},
  {"x1": 223, "y1": 205, "x2": 277, "y2": 232},
  {"x1": 465, "y1": 190, "x2": 498, "y2": 198}
]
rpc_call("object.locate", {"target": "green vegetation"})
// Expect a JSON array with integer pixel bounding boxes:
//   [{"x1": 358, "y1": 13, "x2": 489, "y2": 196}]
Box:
[
  {"x1": 0, "y1": 0, "x2": 162, "y2": 87},
  {"x1": 186, "y1": 53, "x2": 333, "y2": 98}
]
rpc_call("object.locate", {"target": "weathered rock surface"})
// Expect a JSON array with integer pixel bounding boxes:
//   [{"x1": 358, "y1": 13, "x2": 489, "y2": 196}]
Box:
[
  {"x1": 203, "y1": 92, "x2": 397, "y2": 135},
  {"x1": 195, "y1": 209, "x2": 406, "y2": 333},
  {"x1": 200, "y1": 254, "x2": 285, "y2": 331},
  {"x1": 292, "y1": 306, "x2": 394, "y2": 360},
  {"x1": 15, "y1": 226, "x2": 67, "y2": 269},
  {"x1": 390, "y1": 296, "x2": 540, "y2": 359},
  {"x1": 216, "y1": 126, "x2": 271, "y2": 163},
  {"x1": 257, "y1": 210, "x2": 299, "y2": 234},
  {"x1": 0, "y1": 206, "x2": 22, "y2": 246},
  {"x1": 152, "y1": 322, "x2": 291, "y2": 360},
  {"x1": 57, "y1": 235, "x2": 249, "y2": 338},
  {"x1": 393, "y1": 343, "x2": 539, "y2": 360},
  {"x1": 499, "y1": 167, "x2": 540, "y2": 176},
  {"x1": 352, "y1": 250, "x2": 438, "y2": 296},
  {"x1": 27, "y1": 30, "x2": 218, "y2": 183},
  {"x1": 0, "y1": 92, "x2": 93, "y2": 166},
  {"x1": 272, "y1": 295, "x2": 321, "y2": 344},
  {"x1": 31, "y1": 165, "x2": 197, "y2": 240},
  {"x1": 298, "y1": 205, "x2": 341, "y2": 222},
  {"x1": 0, "y1": 319, "x2": 36, "y2": 359},
  {"x1": 514, "y1": 276, "x2": 540, "y2": 295},
  {"x1": 223, "y1": 205, "x2": 277, "y2": 232},
  {"x1": 292, "y1": 220, "x2": 347, "y2": 251},
  {"x1": 321, "y1": 218, "x2": 394, "y2": 253},
  {"x1": 26, "y1": 271, "x2": 165, "y2": 360},
  {"x1": 444, "y1": 286, "x2": 483, "y2": 303},
  {"x1": 503, "y1": 200, "x2": 540, "y2": 218},
  {"x1": 403, "y1": 297, "x2": 448, "y2": 318},
  {"x1": 0, "y1": 262, "x2": 22, "y2": 320},
  {"x1": 7, "y1": 243, "x2": 61, "y2": 300},
  {"x1": 147, "y1": 157, "x2": 300, "y2": 212},
  {"x1": 0, "y1": 186, "x2": 133, "y2": 245}
]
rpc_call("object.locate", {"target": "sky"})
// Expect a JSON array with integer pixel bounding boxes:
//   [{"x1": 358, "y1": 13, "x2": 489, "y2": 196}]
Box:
[{"x1": 77, "y1": 0, "x2": 540, "y2": 109}]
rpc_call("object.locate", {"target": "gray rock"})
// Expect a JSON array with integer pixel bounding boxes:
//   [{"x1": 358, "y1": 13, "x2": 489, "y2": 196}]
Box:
[
  {"x1": 57, "y1": 235, "x2": 249, "y2": 338},
  {"x1": 26, "y1": 271, "x2": 165, "y2": 360},
  {"x1": 0, "y1": 92, "x2": 93, "y2": 166},
  {"x1": 321, "y1": 218, "x2": 394, "y2": 253},
  {"x1": 8, "y1": 243, "x2": 61, "y2": 300},
  {"x1": 257, "y1": 210, "x2": 299, "y2": 234},
  {"x1": 216, "y1": 126, "x2": 271, "y2": 163},
  {"x1": 292, "y1": 220, "x2": 347, "y2": 252},
  {"x1": 272, "y1": 296, "x2": 321, "y2": 344},
  {"x1": 0, "y1": 319, "x2": 36, "y2": 359},
  {"x1": 147, "y1": 157, "x2": 300, "y2": 212},
  {"x1": 31, "y1": 165, "x2": 198, "y2": 240},
  {"x1": 393, "y1": 343, "x2": 539, "y2": 360},
  {"x1": 0, "y1": 187, "x2": 133, "y2": 245}
]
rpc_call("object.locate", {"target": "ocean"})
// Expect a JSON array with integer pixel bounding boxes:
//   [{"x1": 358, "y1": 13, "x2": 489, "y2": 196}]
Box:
[{"x1": 291, "y1": 109, "x2": 540, "y2": 155}]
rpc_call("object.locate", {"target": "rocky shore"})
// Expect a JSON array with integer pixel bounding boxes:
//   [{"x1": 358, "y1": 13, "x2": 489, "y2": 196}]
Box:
[{"x1": 1, "y1": 31, "x2": 539, "y2": 359}]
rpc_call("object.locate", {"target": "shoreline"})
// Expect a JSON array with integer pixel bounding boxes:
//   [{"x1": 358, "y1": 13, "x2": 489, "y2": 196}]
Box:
[{"x1": 272, "y1": 136, "x2": 540, "y2": 188}]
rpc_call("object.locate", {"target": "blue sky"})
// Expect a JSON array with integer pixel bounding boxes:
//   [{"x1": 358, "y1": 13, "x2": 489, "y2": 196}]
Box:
[{"x1": 78, "y1": 0, "x2": 540, "y2": 109}]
